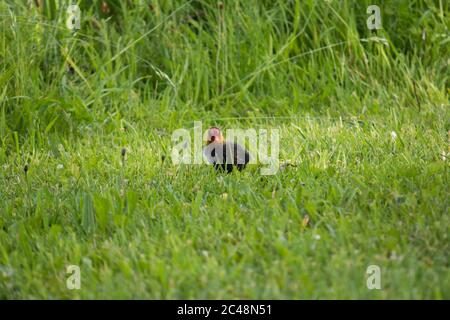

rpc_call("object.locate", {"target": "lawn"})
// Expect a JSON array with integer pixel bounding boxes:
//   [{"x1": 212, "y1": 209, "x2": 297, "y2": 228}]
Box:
[{"x1": 0, "y1": 0, "x2": 449, "y2": 299}]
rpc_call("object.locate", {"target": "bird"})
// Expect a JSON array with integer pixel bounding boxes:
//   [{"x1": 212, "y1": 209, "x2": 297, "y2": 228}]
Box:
[{"x1": 203, "y1": 127, "x2": 251, "y2": 173}]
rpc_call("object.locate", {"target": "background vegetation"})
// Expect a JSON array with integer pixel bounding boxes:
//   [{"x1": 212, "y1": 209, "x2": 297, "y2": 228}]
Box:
[{"x1": 0, "y1": 0, "x2": 448, "y2": 298}]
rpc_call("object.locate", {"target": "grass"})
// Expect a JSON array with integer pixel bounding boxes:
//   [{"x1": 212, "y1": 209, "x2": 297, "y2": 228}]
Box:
[{"x1": 0, "y1": 0, "x2": 449, "y2": 299}]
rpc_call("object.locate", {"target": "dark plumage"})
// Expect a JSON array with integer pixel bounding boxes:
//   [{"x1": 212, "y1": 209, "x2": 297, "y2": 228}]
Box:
[{"x1": 203, "y1": 127, "x2": 250, "y2": 173}]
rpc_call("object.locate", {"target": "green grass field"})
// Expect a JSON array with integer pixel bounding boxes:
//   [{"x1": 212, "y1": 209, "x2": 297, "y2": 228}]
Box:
[{"x1": 0, "y1": 0, "x2": 449, "y2": 299}]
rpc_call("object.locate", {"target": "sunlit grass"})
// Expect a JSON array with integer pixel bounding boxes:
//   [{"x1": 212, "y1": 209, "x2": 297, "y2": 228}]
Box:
[{"x1": 0, "y1": 0, "x2": 448, "y2": 299}]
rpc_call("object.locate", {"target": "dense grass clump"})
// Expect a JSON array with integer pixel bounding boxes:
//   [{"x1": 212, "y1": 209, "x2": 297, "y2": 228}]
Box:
[{"x1": 0, "y1": 1, "x2": 448, "y2": 298}]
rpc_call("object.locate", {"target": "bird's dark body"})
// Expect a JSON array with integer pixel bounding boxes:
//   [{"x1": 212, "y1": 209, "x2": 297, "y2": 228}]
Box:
[{"x1": 206, "y1": 142, "x2": 250, "y2": 173}]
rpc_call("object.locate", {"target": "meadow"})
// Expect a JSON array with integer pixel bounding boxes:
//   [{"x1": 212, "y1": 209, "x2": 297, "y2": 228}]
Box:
[{"x1": 0, "y1": 0, "x2": 448, "y2": 299}]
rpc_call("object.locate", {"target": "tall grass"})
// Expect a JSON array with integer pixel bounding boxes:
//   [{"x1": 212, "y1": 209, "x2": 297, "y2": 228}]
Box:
[{"x1": 1, "y1": 1, "x2": 448, "y2": 138}]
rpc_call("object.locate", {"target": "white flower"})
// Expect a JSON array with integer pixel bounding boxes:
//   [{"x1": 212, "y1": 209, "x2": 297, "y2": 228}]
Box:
[
  {"x1": 313, "y1": 234, "x2": 321, "y2": 240},
  {"x1": 441, "y1": 151, "x2": 447, "y2": 161},
  {"x1": 57, "y1": 164, "x2": 64, "y2": 170},
  {"x1": 390, "y1": 131, "x2": 397, "y2": 141}
]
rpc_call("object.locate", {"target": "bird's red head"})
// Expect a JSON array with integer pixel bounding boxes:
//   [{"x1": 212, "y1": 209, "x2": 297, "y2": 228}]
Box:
[{"x1": 206, "y1": 127, "x2": 224, "y2": 144}]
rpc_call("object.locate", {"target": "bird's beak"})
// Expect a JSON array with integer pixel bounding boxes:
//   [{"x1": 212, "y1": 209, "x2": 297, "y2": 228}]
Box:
[{"x1": 206, "y1": 127, "x2": 221, "y2": 144}]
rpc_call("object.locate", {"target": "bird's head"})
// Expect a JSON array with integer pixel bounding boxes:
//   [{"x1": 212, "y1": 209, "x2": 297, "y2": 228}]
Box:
[{"x1": 206, "y1": 127, "x2": 224, "y2": 145}]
